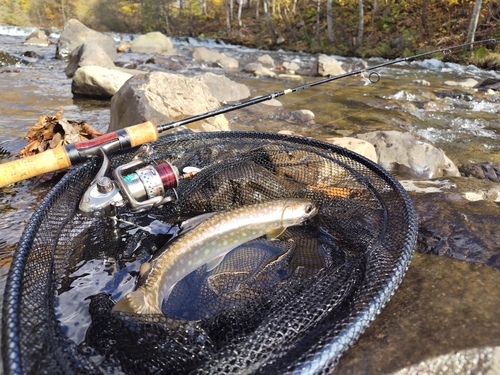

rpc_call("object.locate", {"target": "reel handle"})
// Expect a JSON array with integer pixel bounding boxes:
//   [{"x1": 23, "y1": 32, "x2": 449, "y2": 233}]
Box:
[{"x1": 0, "y1": 121, "x2": 159, "y2": 187}]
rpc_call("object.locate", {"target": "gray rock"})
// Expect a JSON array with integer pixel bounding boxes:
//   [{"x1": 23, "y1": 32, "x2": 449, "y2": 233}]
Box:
[
  {"x1": 443, "y1": 78, "x2": 478, "y2": 88},
  {"x1": 71, "y1": 66, "x2": 133, "y2": 99},
  {"x1": 195, "y1": 73, "x2": 250, "y2": 103},
  {"x1": 460, "y1": 161, "x2": 500, "y2": 183},
  {"x1": 0, "y1": 49, "x2": 19, "y2": 67},
  {"x1": 243, "y1": 62, "x2": 276, "y2": 77},
  {"x1": 311, "y1": 54, "x2": 346, "y2": 77},
  {"x1": 257, "y1": 54, "x2": 275, "y2": 67},
  {"x1": 130, "y1": 32, "x2": 176, "y2": 55},
  {"x1": 283, "y1": 61, "x2": 301, "y2": 71},
  {"x1": 56, "y1": 19, "x2": 117, "y2": 61},
  {"x1": 218, "y1": 55, "x2": 239, "y2": 70},
  {"x1": 474, "y1": 77, "x2": 500, "y2": 92},
  {"x1": 65, "y1": 41, "x2": 115, "y2": 78},
  {"x1": 357, "y1": 130, "x2": 460, "y2": 179},
  {"x1": 192, "y1": 47, "x2": 238, "y2": 70},
  {"x1": 109, "y1": 71, "x2": 230, "y2": 132},
  {"x1": 325, "y1": 137, "x2": 377, "y2": 163},
  {"x1": 24, "y1": 29, "x2": 50, "y2": 46},
  {"x1": 192, "y1": 47, "x2": 224, "y2": 62}
]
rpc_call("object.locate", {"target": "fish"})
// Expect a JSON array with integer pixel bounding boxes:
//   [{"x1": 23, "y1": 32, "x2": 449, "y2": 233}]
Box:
[{"x1": 112, "y1": 198, "x2": 318, "y2": 314}]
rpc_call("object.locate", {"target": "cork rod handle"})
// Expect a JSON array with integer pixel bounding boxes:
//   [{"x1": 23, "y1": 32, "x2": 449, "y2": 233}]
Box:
[{"x1": 0, "y1": 147, "x2": 72, "y2": 187}]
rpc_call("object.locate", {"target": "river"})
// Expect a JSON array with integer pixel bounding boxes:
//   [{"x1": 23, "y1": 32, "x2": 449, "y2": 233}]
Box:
[{"x1": 1, "y1": 24, "x2": 500, "y2": 374}]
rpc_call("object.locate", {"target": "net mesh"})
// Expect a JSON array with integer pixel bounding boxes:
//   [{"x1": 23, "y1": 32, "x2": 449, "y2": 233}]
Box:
[{"x1": 2, "y1": 131, "x2": 417, "y2": 375}]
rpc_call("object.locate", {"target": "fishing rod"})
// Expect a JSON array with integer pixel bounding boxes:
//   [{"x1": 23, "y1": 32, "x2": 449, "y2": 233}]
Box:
[{"x1": 0, "y1": 38, "x2": 496, "y2": 188}]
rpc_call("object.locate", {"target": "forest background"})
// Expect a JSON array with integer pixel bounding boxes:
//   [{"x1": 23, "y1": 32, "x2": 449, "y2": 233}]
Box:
[{"x1": 1, "y1": 0, "x2": 499, "y2": 65}]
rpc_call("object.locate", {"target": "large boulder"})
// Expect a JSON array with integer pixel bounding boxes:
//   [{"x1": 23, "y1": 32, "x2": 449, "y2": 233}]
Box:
[
  {"x1": 130, "y1": 32, "x2": 176, "y2": 55},
  {"x1": 72, "y1": 66, "x2": 133, "y2": 99},
  {"x1": 24, "y1": 29, "x2": 50, "y2": 46},
  {"x1": 109, "y1": 72, "x2": 230, "y2": 132},
  {"x1": 194, "y1": 73, "x2": 250, "y2": 103},
  {"x1": 65, "y1": 41, "x2": 115, "y2": 78},
  {"x1": 357, "y1": 130, "x2": 460, "y2": 179},
  {"x1": 56, "y1": 19, "x2": 117, "y2": 61},
  {"x1": 311, "y1": 54, "x2": 346, "y2": 77}
]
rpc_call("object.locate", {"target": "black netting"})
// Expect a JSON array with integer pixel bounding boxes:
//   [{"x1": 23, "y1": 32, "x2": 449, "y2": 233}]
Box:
[{"x1": 2, "y1": 131, "x2": 417, "y2": 375}]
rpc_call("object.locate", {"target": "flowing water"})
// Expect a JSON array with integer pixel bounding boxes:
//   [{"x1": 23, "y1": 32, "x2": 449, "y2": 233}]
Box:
[{"x1": 1, "y1": 25, "x2": 500, "y2": 374}]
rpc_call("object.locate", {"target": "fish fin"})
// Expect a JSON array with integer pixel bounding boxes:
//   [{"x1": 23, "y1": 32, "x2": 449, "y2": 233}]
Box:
[
  {"x1": 206, "y1": 254, "x2": 226, "y2": 272},
  {"x1": 139, "y1": 262, "x2": 152, "y2": 277},
  {"x1": 180, "y1": 212, "x2": 219, "y2": 233},
  {"x1": 266, "y1": 227, "x2": 286, "y2": 240},
  {"x1": 111, "y1": 290, "x2": 162, "y2": 315}
]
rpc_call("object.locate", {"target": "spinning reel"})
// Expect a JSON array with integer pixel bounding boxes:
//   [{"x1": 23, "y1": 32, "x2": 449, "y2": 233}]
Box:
[{"x1": 79, "y1": 145, "x2": 189, "y2": 218}]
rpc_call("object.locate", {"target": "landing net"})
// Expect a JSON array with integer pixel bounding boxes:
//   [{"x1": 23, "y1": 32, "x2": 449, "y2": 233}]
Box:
[{"x1": 2, "y1": 131, "x2": 417, "y2": 374}]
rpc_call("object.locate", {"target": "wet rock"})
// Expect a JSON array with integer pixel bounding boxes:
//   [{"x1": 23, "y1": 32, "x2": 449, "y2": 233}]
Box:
[
  {"x1": 109, "y1": 71, "x2": 229, "y2": 132},
  {"x1": 192, "y1": 47, "x2": 239, "y2": 70},
  {"x1": 474, "y1": 77, "x2": 500, "y2": 92},
  {"x1": 194, "y1": 73, "x2": 250, "y2": 103},
  {"x1": 442, "y1": 78, "x2": 478, "y2": 88},
  {"x1": 72, "y1": 66, "x2": 133, "y2": 99},
  {"x1": 311, "y1": 54, "x2": 346, "y2": 77},
  {"x1": 56, "y1": 19, "x2": 117, "y2": 61},
  {"x1": 130, "y1": 32, "x2": 176, "y2": 55},
  {"x1": 412, "y1": 191, "x2": 500, "y2": 267},
  {"x1": 65, "y1": 41, "x2": 115, "y2": 78},
  {"x1": 0, "y1": 49, "x2": 19, "y2": 67},
  {"x1": 24, "y1": 29, "x2": 50, "y2": 46},
  {"x1": 257, "y1": 54, "x2": 274, "y2": 67},
  {"x1": 218, "y1": 55, "x2": 239, "y2": 70},
  {"x1": 401, "y1": 176, "x2": 500, "y2": 202},
  {"x1": 283, "y1": 61, "x2": 301, "y2": 72},
  {"x1": 243, "y1": 62, "x2": 276, "y2": 78},
  {"x1": 333, "y1": 252, "x2": 500, "y2": 374},
  {"x1": 22, "y1": 51, "x2": 40, "y2": 59},
  {"x1": 357, "y1": 130, "x2": 460, "y2": 179},
  {"x1": 325, "y1": 137, "x2": 377, "y2": 163},
  {"x1": 459, "y1": 162, "x2": 500, "y2": 183}
]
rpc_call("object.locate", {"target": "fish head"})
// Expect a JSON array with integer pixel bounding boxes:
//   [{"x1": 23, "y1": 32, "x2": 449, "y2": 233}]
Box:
[{"x1": 280, "y1": 199, "x2": 318, "y2": 227}]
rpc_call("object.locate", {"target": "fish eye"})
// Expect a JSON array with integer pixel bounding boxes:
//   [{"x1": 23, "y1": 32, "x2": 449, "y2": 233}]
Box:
[{"x1": 305, "y1": 204, "x2": 314, "y2": 214}]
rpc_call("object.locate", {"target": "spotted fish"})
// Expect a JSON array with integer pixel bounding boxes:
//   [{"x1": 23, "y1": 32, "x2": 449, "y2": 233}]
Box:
[{"x1": 112, "y1": 198, "x2": 318, "y2": 314}]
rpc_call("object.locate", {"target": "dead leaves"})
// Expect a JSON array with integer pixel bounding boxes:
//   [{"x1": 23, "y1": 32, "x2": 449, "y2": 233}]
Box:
[{"x1": 19, "y1": 109, "x2": 104, "y2": 158}]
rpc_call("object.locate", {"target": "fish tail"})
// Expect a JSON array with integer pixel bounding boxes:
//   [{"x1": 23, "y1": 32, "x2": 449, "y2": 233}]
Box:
[{"x1": 111, "y1": 290, "x2": 162, "y2": 314}]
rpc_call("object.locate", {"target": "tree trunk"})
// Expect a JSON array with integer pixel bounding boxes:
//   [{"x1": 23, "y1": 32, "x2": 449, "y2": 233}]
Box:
[
  {"x1": 315, "y1": 0, "x2": 320, "y2": 39},
  {"x1": 356, "y1": 0, "x2": 364, "y2": 47},
  {"x1": 238, "y1": 0, "x2": 243, "y2": 26},
  {"x1": 466, "y1": 0, "x2": 483, "y2": 45},
  {"x1": 327, "y1": 0, "x2": 334, "y2": 42},
  {"x1": 421, "y1": 0, "x2": 429, "y2": 36},
  {"x1": 225, "y1": 0, "x2": 231, "y2": 31}
]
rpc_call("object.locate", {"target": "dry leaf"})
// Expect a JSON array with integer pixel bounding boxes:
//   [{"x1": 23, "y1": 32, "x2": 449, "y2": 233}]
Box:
[{"x1": 19, "y1": 109, "x2": 104, "y2": 158}]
